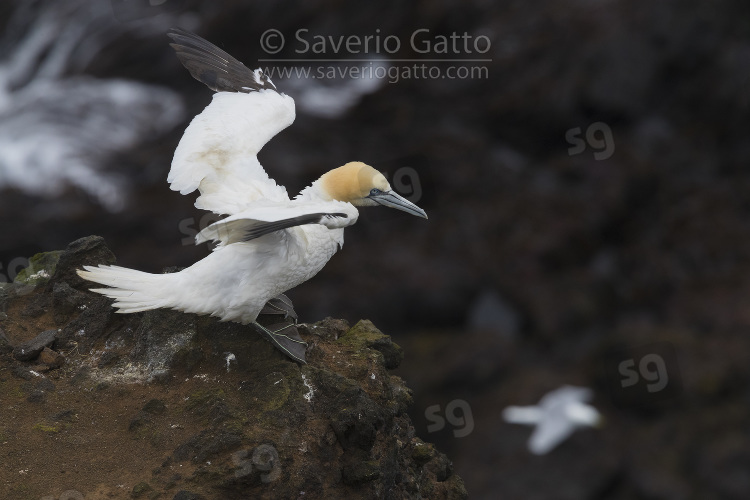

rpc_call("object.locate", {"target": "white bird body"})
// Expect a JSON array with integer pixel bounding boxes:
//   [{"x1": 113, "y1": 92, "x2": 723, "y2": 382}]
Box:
[
  {"x1": 77, "y1": 29, "x2": 427, "y2": 363},
  {"x1": 88, "y1": 221, "x2": 345, "y2": 324},
  {"x1": 502, "y1": 386, "x2": 602, "y2": 455}
]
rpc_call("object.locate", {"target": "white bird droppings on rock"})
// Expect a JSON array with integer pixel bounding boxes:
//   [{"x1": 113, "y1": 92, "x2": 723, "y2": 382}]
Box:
[
  {"x1": 225, "y1": 352, "x2": 236, "y2": 372},
  {"x1": 302, "y1": 373, "x2": 315, "y2": 402}
]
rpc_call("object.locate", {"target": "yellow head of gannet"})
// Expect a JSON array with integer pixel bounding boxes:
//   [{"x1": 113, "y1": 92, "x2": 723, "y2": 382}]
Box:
[
  {"x1": 76, "y1": 28, "x2": 427, "y2": 365},
  {"x1": 317, "y1": 161, "x2": 427, "y2": 217}
]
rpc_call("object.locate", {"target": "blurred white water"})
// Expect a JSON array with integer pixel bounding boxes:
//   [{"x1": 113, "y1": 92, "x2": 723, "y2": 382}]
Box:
[
  {"x1": 278, "y1": 59, "x2": 389, "y2": 119},
  {"x1": 0, "y1": 0, "x2": 186, "y2": 211}
]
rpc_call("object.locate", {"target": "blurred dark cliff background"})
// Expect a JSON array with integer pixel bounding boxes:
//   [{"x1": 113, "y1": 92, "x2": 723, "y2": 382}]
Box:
[{"x1": 2, "y1": 0, "x2": 750, "y2": 498}]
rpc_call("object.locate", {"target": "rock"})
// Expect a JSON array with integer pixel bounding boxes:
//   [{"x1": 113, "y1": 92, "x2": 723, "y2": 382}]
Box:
[
  {"x1": 0, "y1": 237, "x2": 466, "y2": 499},
  {"x1": 26, "y1": 390, "x2": 45, "y2": 403},
  {"x1": 142, "y1": 398, "x2": 166, "y2": 415},
  {"x1": 130, "y1": 309, "x2": 198, "y2": 382},
  {"x1": 128, "y1": 413, "x2": 152, "y2": 433},
  {"x1": 337, "y1": 319, "x2": 404, "y2": 369},
  {"x1": 412, "y1": 439, "x2": 437, "y2": 466},
  {"x1": 173, "y1": 430, "x2": 242, "y2": 463},
  {"x1": 129, "y1": 399, "x2": 167, "y2": 433},
  {"x1": 52, "y1": 409, "x2": 77, "y2": 423},
  {"x1": 14, "y1": 250, "x2": 62, "y2": 286},
  {"x1": 96, "y1": 350, "x2": 120, "y2": 368},
  {"x1": 11, "y1": 365, "x2": 33, "y2": 380},
  {"x1": 12, "y1": 329, "x2": 57, "y2": 361},
  {"x1": 424, "y1": 451, "x2": 454, "y2": 482},
  {"x1": 52, "y1": 281, "x2": 89, "y2": 324},
  {"x1": 21, "y1": 293, "x2": 50, "y2": 317},
  {"x1": 25, "y1": 378, "x2": 55, "y2": 404},
  {"x1": 173, "y1": 492, "x2": 206, "y2": 500},
  {"x1": 59, "y1": 491, "x2": 85, "y2": 500},
  {"x1": 38, "y1": 347, "x2": 65, "y2": 368},
  {"x1": 130, "y1": 481, "x2": 153, "y2": 498},
  {"x1": 51, "y1": 236, "x2": 116, "y2": 289},
  {"x1": 342, "y1": 460, "x2": 382, "y2": 485},
  {"x1": 57, "y1": 294, "x2": 114, "y2": 347},
  {"x1": 68, "y1": 367, "x2": 90, "y2": 386},
  {"x1": 299, "y1": 317, "x2": 351, "y2": 340},
  {"x1": 37, "y1": 378, "x2": 56, "y2": 392},
  {"x1": 0, "y1": 327, "x2": 11, "y2": 354},
  {"x1": 315, "y1": 369, "x2": 387, "y2": 450}
]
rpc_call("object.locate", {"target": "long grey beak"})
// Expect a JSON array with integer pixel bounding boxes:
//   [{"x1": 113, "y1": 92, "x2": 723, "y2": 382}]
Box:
[{"x1": 370, "y1": 190, "x2": 428, "y2": 219}]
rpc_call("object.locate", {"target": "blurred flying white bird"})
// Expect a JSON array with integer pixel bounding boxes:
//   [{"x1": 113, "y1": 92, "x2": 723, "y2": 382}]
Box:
[
  {"x1": 77, "y1": 29, "x2": 427, "y2": 363},
  {"x1": 502, "y1": 385, "x2": 602, "y2": 455}
]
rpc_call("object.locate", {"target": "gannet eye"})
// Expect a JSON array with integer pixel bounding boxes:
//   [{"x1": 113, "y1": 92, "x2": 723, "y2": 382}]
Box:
[{"x1": 369, "y1": 188, "x2": 382, "y2": 196}]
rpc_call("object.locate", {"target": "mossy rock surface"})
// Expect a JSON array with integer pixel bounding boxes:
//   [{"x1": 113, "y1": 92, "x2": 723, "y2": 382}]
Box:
[
  {"x1": 0, "y1": 237, "x2": 466, "y2": 499},
  {"x1": 337, "y1": 319, "x2": 405, "y2": 369},
  {"x1": 14, "y1": 250, "x2": 62, "y2": 285}
]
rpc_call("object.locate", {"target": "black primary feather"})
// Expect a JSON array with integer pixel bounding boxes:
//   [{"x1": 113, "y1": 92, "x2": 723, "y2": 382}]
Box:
[
  {"x1": 167, "y1": 27, "x2": 277, "y2": 93},
  {"x1": 243, "y1": 213, "x2": 348, "y2": 242}
]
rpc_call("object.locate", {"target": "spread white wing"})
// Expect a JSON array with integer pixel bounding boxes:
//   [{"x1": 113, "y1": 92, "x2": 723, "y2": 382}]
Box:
[{"x1": 166, "y1": 28, "x2": 294, "y2": 215}]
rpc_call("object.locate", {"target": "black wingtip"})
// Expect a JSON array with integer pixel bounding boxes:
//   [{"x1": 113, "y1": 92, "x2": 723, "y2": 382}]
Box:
[{"x1": 166, "y1": 27, "x2": 278, "y2": 94}]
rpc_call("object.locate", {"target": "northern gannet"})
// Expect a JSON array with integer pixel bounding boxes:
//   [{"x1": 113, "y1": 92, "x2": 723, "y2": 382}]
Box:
[
  {"x1": 77, "y1": 28, "x2": 427, "y2": 363},
  {"x1": 502, "y1": 386, "x2": 602, "y2": 455}
]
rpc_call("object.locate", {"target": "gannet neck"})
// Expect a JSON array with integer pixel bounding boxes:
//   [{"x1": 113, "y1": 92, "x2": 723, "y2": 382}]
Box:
[{"x1": 296, "y1": 178, "x2": 334, "y2": 203}]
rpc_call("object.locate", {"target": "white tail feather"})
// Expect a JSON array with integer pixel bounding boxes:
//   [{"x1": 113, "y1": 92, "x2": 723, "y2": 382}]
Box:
[{"x1": 77, "y1": 265, "x2": 172, "y2": 314}]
